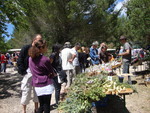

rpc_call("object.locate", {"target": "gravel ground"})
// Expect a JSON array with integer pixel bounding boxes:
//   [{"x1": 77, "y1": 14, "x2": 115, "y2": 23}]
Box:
[
  {"x1": 0, "y1": 67, "x2": 58, "y2": 113},
  {"x1": 0, "y1": 65, "x2": 150, "y2": 113}
]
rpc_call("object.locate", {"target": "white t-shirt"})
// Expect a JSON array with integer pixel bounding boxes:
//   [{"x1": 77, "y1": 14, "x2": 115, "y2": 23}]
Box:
[
  {"x1": 35, "y1": 84, "x2": 54, "y2": 96},
  {"x1": 71, "y1": 47, "x2": 80, "y2": 66},
  {"x1": 26, "y1": 68, "x2": 32, "y2": 74},
  {"x1": 61, "y1": 48, "x2": 75, "y2": 70}
]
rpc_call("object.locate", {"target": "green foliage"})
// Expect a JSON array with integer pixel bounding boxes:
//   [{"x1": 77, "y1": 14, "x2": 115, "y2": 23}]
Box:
[
  {"x1": 2, "y1": 0, "x2": 150, "y2": 50},
  {"x1": 58, "y1": 73, "x2": 106, "y2": 113},
  {"x1": 0, "y1": 0, "x2": 28, "y2": 50},
  {"x1": 126, "y1": 0, "x2": 150, "y2": 46},
  {"x1": 58, "y1": 72, "x2": 134, "y2": 112},
  {"x1": 144, "y1": 52, "x2": 150, "y2": 61},
  {"x1": 0, "y1": 0, "x2": 27, "y2": 35},
  {"x1": 6, "y1": 0, "x2": 120, "y2": 48},
  {"x1": 0, "y1": 37, "x2": 10, "y2": 52}
]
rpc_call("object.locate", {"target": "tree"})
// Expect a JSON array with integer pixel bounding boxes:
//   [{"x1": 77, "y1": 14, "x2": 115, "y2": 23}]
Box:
[
  {"x1": 0, "y1": 37, "x2": 10, "y2": 52},
  {"x1": 0, "y1": 0, "x2": 27, "y2": 35},
  {"x1": 7, "y1": 0, "x2": 121, "y2": 48},
  {"x1": 0, "y1": 0, "x2": 27, "y2": 51},
  {"x1": 126, "y1": 0, "x2": 150, "y2": 46}
]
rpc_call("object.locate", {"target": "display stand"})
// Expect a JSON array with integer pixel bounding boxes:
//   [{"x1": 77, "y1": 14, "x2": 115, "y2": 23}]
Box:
[{"x1": 106, "y1": 88, "x2": 133, "y2": 107}]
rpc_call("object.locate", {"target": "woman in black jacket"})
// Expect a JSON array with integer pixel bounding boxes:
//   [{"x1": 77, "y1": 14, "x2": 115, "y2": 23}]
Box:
[{"x1": 50, "y1": 44, "x2": 66, "y2": 106}]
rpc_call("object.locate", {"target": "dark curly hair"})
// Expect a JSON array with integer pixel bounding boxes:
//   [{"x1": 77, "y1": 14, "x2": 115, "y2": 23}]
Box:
[{"x1": 52, "y1": 43, "x2": 62, "y2": 53}]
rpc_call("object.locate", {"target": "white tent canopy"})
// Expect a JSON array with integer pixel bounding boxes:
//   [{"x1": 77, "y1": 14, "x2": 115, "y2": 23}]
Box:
[{"x1": 8, "y1": 49, "x2": 21, "y2": 52}]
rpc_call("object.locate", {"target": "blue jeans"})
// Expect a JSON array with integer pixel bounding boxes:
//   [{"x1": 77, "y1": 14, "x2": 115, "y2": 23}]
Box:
[
  {"x1": 122, "y1": 61, "x2": 132, "y2": 84},
  {"x1": 1, "y1": 63, "x2": 6, "y2": 73},
  {"x1": 53, "y1": 76, "x2": 61, "y2": 105},
  {"x1": 123, "y1": 61, "x2": 130, "y2": 73}
]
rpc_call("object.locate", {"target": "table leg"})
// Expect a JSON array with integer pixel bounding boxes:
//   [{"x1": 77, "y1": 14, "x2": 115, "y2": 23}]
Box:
[
  {"x1": 123, "y1": 94, "x2": 126, "y2": 107},
  {"x1": 119, "y1": 68, "x2": 121, "y2": 75}
]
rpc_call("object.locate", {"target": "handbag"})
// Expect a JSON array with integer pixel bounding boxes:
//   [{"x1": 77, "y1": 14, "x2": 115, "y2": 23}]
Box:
[
  {"x1": 53, "y1": 68, "x2": 63, "y2": 84},
  {"x1": 57, "y1": 73, "x2": 63, "y2": 84}
]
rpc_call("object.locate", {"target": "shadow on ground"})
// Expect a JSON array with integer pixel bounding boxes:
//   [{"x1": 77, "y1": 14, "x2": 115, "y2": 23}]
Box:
[
  {"x1": 131, "y1": 80, "x2": 137, "y2": 84},
  {"x1": 134, "y1": 70, "x2": 150, "y2": 77},
  {"x1": 0, "y1": 73, "x2": 22, "y2": 99},
  {"x1": 95, "y1": 95, "x2": 130, "y2": 113}
]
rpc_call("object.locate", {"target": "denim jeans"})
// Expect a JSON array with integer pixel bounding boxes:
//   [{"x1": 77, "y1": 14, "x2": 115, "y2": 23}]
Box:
[
  {"x1": 53, "y1": 76, "x2": 61, "y2": 105},
  {"x1": 123, "y1": 61, "x2": 130, "y2": 73},
  {"x1": 122, "y1": 61, "x2": 132, "y2": 84},
  {"x1": 1, "y1": 63, "x2": 6, "y2": 73}
]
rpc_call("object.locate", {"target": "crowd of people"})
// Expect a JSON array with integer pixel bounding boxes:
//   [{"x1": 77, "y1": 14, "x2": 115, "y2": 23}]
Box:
[
  {"x1": 0, "y1": 51, "x2": 20, "y2": 74},
  {"x1": 16, "y1": 34, "x2": 125, "y2": 113},
  {"x1": 1, "y1": 34, "x2": 149, "y2": 113}
]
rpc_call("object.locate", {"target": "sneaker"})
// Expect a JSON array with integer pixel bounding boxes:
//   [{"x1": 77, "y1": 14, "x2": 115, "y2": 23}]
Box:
[{"x1": 50, "y1": 104, "x2": 58, "y2": 110}]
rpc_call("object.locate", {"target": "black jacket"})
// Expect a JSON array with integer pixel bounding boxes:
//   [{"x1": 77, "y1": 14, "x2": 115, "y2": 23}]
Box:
[{"x1": 17, "y1": 44, "x2": 31, "y2": 75}]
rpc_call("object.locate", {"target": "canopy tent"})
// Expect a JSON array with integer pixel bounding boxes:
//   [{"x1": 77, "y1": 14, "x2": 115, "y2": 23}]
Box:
[{"x1": 8, "y1": 49, "x2": 21, "y2": 52}]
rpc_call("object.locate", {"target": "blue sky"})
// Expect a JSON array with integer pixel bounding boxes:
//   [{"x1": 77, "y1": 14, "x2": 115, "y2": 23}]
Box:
[
  {"x1": 4, "y1": 23, "x2": 14, "y2": 41},
  {"x1": 118, "y1": 0, "x2": 124, "y2": 2},
  {"x1": 4, "y1": 0, "x2": 126, "y2": 40}
]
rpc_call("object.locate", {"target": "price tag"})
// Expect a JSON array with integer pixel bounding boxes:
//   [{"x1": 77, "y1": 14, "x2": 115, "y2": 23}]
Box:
[{"x1": 107, "y1": 76, "x2": 112, "y2": 81}]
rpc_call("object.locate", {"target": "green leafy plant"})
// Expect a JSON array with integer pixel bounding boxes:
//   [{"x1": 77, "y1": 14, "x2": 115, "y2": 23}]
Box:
[
  {"x1": 58, "y1": 72, "x2": 134, "y2": 113},
  {"x1": 58, "y1": 73, "x2": 107, "y2": 113}
]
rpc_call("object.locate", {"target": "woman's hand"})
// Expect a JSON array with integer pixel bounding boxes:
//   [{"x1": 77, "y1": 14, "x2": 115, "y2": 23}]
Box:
[
  {"x1": 68, "y1": 59, "x2": 73, "y2": 63},
  {"x1": 53, "y1": 72, "x2": 57, "y2": 77},
  {"x1": 48, "y1": 73, "x2": 53, "y2": 77},
  {"x1": 48, "y1": 72, "x2": 57, "y2": 78}
]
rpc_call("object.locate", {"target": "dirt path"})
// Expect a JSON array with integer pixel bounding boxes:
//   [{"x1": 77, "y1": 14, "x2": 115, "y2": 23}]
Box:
[
  {"x1": 125, "y1": 76, "x2": 150, "y2": 113},
  {"x1": 0, "y1": 67, "x2": 58, "y2": 113},
  {"x1": 0, "y1": 66, "x2": 150, "y2": 113}
]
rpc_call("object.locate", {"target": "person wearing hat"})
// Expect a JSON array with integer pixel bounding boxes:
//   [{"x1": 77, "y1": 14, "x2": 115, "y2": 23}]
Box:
[
  {"x1": 118, "y1": 35, "x2": 132, "y2": 84},
  {"x1": 89, "y1": 41, "x2": 100, "y2": 65},
  {"x1": 64, "y1": 42, "x2": 72, "y2": 48},
  {"x1": 61, "y1": 42, "x2": 76, "y2": 89}
]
